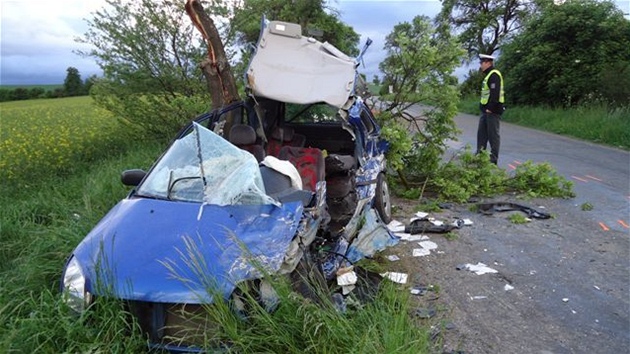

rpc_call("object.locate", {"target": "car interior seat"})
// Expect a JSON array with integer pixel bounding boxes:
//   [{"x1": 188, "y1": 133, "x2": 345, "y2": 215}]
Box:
[
  {"x1": 266, "y1": 126, "x2": 306, "y2": 157},
  {"x1": 277, "y1": 146, "x2": 325, "y2": 193},
  {"x1": 259, "y1": 165, "x2": 313, "y2": 206},
  {"x1": 229, "y1": 124, "x2": 265, "y2": 162}
]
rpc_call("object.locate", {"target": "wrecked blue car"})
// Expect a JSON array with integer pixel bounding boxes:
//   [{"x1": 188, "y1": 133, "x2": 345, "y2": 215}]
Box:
[{"x1": 61, "y1": 20, "x2": 396, "y2": 350}]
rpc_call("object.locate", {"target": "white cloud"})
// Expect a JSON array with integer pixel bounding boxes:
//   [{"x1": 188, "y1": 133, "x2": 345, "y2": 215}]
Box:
[{"x1": 1, "y1": 0, "x2": 106, "y2": 84}]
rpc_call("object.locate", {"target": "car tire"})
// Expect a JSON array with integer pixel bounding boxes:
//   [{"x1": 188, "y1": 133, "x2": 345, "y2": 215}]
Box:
[{"x1": 374, "y1": 173, "x2": 391, "y2": 224}]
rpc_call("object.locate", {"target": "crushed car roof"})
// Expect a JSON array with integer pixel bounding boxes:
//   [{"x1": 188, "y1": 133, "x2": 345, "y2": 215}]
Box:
[{"x1": 246, "y1": 20, "x2": 359, "y2": 108}]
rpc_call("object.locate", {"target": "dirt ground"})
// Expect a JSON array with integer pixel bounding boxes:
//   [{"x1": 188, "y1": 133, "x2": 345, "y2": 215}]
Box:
[{"x1": 382, "y1": 194, "x2": 630, "y2": 354}]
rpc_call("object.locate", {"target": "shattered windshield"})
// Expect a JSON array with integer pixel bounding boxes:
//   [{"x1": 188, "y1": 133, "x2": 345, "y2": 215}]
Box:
[{"x1": 137, "y1": 122, "x2": 276, "y2": 206}]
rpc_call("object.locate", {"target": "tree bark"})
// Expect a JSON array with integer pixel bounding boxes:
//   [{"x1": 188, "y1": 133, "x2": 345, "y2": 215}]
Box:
[{"x1": 185, "y1": 0, "x2": 240, "y2": 109}]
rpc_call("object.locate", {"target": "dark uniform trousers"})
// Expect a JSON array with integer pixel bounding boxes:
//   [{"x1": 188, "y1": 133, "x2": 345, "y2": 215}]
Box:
[{"x1": 477, "y1": 112, "x2": 500, "y2": 164}]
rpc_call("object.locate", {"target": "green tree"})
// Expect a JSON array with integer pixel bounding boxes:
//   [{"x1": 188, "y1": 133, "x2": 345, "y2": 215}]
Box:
[
  {"x1": 78, "y1": 0, "x2": 214, "y2": 140},
  {"x1": 436, "y1": 0, "x2": 534, "y2": 57},
  {"x1": 82, "y1": 75, "x2": 98, "y2": 95},
  {"x1": 231, "y1": 0, "x2": 360, "y2": 56},
  {"x1": 377, "y1": 16, "x2": 465, "y2": 184},
  {"x1": 63, "y1": 67, "x2": 84, "y2": 97},
  {"x1": 500, "y1": 0, "x2": 630, "y2": 107},
  {"x1": 28, "y1": 87, "x2": 46, "y2": 99}
]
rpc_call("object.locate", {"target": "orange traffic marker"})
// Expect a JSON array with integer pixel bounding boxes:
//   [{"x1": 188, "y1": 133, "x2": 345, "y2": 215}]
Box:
[
  {"x1": 598, "y1": 222, "x2": 610, "y2": 231},
  {"x1": 618, "y1": 220, "x2": 629, "y2": 229},
  {"x1": 571, "y1": 176, "x2": 588, "y2": 183},
  {"x1": 585, "y1": 175, "x2": 603, "y2": 181},
  {"x1": 508, "y1": 164, "x2": 516, "y2": 170}
]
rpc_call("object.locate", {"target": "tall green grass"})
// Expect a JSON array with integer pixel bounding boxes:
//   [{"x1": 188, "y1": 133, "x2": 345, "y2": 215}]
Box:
[
  {"x1": 459, "y1": 95, "x2": 630, "y2": 149},
  {"x1": 0, "y1": 140, "x2": 162, "y2": 352}
]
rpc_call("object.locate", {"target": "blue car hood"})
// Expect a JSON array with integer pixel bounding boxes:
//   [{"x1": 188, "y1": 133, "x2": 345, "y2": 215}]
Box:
[{"x1": 73, "y1": 197, "x2": 303, "y2": 304}]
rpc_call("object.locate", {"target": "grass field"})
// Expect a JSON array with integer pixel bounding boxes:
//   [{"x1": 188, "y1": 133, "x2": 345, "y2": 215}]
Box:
[{"x1": 0, "y1": 96, "x2": 132, "y2": 191}]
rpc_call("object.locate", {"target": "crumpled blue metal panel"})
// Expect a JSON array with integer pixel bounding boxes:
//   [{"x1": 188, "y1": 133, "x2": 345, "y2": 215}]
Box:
[
  {"x1": 73, "y1": 198, "x2": 303, "y2": 304},
  {"x1": 345, "y1": 209, "x2": 398, "y2": 263}
]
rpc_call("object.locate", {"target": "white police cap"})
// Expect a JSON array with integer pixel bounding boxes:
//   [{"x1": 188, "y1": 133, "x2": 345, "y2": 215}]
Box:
[{"x1": 479, "y1": 54, "x2": 495, "y2": 61}]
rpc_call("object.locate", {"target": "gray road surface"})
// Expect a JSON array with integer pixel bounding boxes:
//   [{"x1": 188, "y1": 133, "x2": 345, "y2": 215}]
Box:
[{"x1": 397, "y1": 107, "x2": 630, "y2": 353}]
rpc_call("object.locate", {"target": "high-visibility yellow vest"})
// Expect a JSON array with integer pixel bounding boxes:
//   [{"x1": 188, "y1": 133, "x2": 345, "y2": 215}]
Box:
[{"x1": 480, "y1": 69, "x2": 504, "y2": 104}]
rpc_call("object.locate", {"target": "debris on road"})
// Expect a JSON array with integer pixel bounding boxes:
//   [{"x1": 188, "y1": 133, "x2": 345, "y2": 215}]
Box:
[
  {"x1": 456, "y1": 262, "x2": 499, "y2": 275},
  {"x1": 476, "y1": 202, "x2": 551, "y2": 219},
  {"x1": 413, "y1": 248, "x2": 431, "y2": 257},
  {"x1": 386, "y1": 254, "x2": 400, "y2": 262},
  {"x1": 419, "y1": 240, "x2": 438, "y2": 250},
  {"x1": 504, "y1": 284, "x2": 514, "y2": 291},
  {"x1": 381, "y1": 272, "x2": 408, "y2": 284},
  {"x1": 414, "y1": 307, "x2": 437, "y2": 319}
]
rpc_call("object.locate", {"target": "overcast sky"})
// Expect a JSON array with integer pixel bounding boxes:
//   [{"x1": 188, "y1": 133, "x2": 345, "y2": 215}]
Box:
[{"x1": 1, "y1": 0, "x2": 628, "y2": 85}]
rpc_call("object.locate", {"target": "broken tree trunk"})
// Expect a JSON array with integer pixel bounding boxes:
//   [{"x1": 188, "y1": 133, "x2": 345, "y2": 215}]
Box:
[{"x1": 185, "y1": 0, "x2": 240, "y2": 109}]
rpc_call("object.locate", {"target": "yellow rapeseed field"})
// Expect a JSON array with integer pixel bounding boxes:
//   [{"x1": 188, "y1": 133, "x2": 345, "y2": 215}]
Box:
[{"x1": 0, "y1": 96, "x2": 122, "y2": 183}]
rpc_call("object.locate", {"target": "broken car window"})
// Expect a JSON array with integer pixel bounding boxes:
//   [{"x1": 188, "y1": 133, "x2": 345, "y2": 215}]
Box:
[{"x1": 137, "y1": 123, "x2": 276, "y2": 206}]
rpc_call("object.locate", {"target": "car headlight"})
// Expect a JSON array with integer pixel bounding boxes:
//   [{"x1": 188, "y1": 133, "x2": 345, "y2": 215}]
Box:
[{"x1": 62, "y1": 256, "x2": 92, "y2": 312}]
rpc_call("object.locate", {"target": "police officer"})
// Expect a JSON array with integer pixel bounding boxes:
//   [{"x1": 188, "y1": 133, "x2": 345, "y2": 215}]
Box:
[{"x1": 477, "y1": 53, "x2": 504, "y2": 165}]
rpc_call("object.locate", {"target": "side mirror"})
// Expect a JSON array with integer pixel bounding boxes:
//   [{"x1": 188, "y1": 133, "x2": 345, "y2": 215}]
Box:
[{"x1": 121, "y1": 169, "x2": 146, "y2": 186}]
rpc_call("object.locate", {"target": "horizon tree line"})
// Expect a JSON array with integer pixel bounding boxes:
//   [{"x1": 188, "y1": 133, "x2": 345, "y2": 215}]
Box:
[{"x1": 0, "y1": 67, "x2": 98, "y2": 102}]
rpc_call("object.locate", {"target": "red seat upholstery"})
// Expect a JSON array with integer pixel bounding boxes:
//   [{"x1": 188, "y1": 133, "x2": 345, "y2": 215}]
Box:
[
  {"x1": 229, "y1": 124, "x2": 265, "y2": 162},
  {"x1": 278, "y1": 146, "x2": 325, "y2": 192},
  {"x1": 266, "y1": 126, "x2": 305, "y2": 157}
]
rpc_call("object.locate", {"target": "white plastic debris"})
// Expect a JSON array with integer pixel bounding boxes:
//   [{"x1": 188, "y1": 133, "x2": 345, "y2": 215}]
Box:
[
  {"x1": 463, "y1": 218, "x2": 473, "y2": 226},
  {"x1": 430, "y1": 219, "x2": 444, "y2": 226},
  {"x1": 410, "y1": 288, "x2": 422, "y2": 295},
  {"x1": 387, "y1": 255, "x2": 400, "y2": 262},
  {"x1": 460, "y1": 262, "x2": 498, "y2": 275},
  {"x1": 562, "y1": 298, "x2": 569, "y2": 303},
  {"x1": 387, "y1": 219, "x2": 406, "y2": 232},
  {"x1": 504, "y1": 284, "x2": 514, "y2": 291},
  {"x1": 418, "y1": 240, "x2": 438, "y2": 250},
  {"x1": 414, "y1": 211, "x2": 429, "y2": 219},
  {"x1": 413, "y1": 248, "x2": 431, "y2": 257},
  {"x1": 381, "y1": 272, "x2": 408, "y2": 284},
  {"x1": 336, "y1": 267, "x2": 357, "y2": 286},
  {"x1": 397, "y1": 234, "x2": 430, "y2": 242},
  {"x1": 342, "y1": 285, "x2": 355, "y2": 295},
  {"x1": 470, "y1": 295, "x2": 487, "y2": 300}
]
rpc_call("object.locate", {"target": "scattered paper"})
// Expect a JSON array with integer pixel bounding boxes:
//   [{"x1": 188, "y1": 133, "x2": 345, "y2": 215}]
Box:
[
  {"x1": 458, "y1": 262, "x2": 498, "y2": 275},
  {"x1": 337, "y1": 267, "x2": 357, "y2": 286},
  {"x1": 462, "y1": 218, "x2": 473, "y2": 226},
  {"x1": 470, "y1": 295, "x2": 487, "y2": 300},
  {"x1": 562, "y1": 298, "x2": 569, "y2": 303},
  {"x1": 387, "y1": 255, "x2": 400, "y2": 262},
  {"x1": 397, "y1": 234, "x2": 430, "y2": 241},
  {"x1": 387, "y1": 220, "x2": 406, "y2": 232},
  {"x1": 342, "y1": 285, "x2": 355, "y2": 295},
  {"x1": 504, "y1": 284, "x2": 514, "y2": 291},
  {"x1": 418, "y1": 240, "x2": 438, "y2": 250},
  {"x1": 413, "y1": 248, "x2": 431, "y2": 257},
  {"x1": 381, "y1": 272, "x2": 408, "y2": 284},
  {"x1": 415, "y1": 211, "x2": 429, "y2": 219}
]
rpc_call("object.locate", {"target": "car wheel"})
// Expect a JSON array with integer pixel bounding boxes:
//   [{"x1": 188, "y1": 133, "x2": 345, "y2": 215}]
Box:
[{"x1": 374, "y1": 173, "x2": 391, "y2": 224}]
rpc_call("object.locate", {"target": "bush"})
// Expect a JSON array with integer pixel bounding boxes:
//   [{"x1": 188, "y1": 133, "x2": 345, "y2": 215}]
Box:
[{"x1": 91, "y1": 81, "x2": 211, "y2": 142}]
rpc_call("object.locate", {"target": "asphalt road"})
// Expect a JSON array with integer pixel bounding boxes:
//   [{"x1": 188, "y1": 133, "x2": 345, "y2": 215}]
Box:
[
  {"x1": 446, "y1": 111, "x2": 630, "y2": 234},
  {"x1": 393, "y1": 108, "x2": 630, "y2": 353}
]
